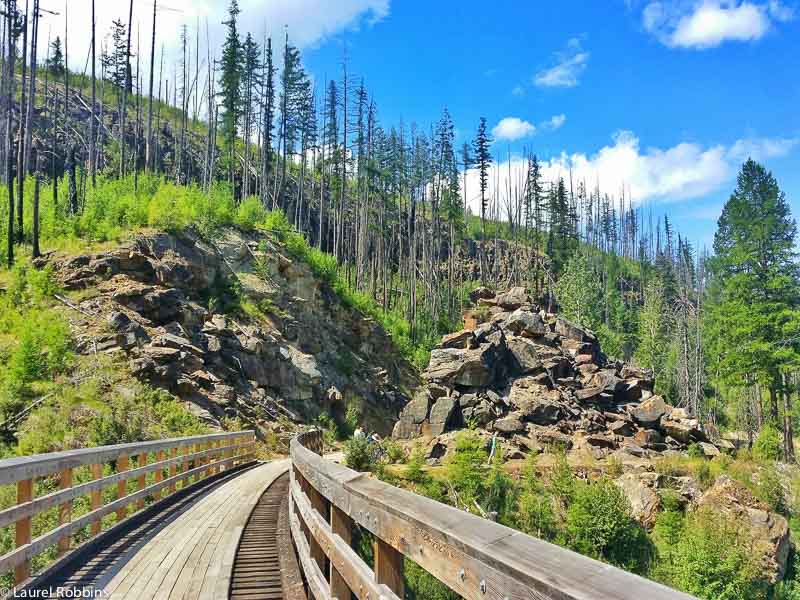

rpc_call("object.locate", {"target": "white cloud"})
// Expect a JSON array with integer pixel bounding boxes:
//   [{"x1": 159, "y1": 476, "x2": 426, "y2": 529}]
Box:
[
  {"x1": 534, "y1": 38, "x2": 589, "y2": 88},
  {"x1": 492, "y1": 117, "x2": 536, "y2": 141},
  {"x1": 461, "y1": 131, "x2": 797, "y2": 217},
  {"x1": 542, "y1": 114, "x2": 566, "y2": 131},
  {"x1": 40, "y1": 0, "x2": 389, "y2": 77},
  {"x1": 643, "y1": 1, "x2": 793, "y2": 49}
]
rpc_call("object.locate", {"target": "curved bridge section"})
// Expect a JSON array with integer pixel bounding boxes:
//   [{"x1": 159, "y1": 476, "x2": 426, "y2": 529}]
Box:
[
  {"x1": 290, "y1": 430, "x2": 696, "y2": 600},
  {"x1": 0, "y1": 430, "x2": 699, "y2": 599}
]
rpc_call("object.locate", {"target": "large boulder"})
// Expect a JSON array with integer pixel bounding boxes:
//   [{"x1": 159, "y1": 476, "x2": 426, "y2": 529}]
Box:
[
  {"x1": 438, "y1": 329, "x2": 477, "y2": 350},
  {"x1": 698, "y1": 476, "x2": 791, "y2": 582},
  {"x1": 462, "y1": 399, "x2": 495, "y2": 427},
  {"x1": 503, "y1": 309, "x2": 547, "y2": 337},
  {"x1": 615, "y1": 473, "x2": 661, "y2": 528},
  {"x1": 493, "y1": 413, "x2": 526, "y2": 434},
  {"x1": 630, "y1": 395, "x2": 668, "y2": 427},
  {"x1": 426, "y1": 396, "x2": 461, "y2": 436},
  {"x1": 495, "y1": 287, "x2": 530, "y2": 310},
  {"x1": 509, "y1": 378, "x2": 563, "y2": 425},
  {"x1": 506, "y1": 337, "x2": 542, "y2": 374},
  {"x1": 555, "y1": 318, "x2": 595, "y2": 343},
  {"x1": 393, "y1": 390, "x2": 433, "y2": 439},
  {"x1": 425, "y1": 343, "x2": 502, "y2": 387}
]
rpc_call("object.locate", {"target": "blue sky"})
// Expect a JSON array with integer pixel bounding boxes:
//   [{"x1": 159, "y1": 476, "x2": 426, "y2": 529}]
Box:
[{"x1": 52, "y1": 0, "x2": 800, "y2": 249}]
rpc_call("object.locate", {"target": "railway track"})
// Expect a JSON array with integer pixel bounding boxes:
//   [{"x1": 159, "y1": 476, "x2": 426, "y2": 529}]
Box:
[{"x1": 229, "y1": 472, "x2": 291, "y2": 600}]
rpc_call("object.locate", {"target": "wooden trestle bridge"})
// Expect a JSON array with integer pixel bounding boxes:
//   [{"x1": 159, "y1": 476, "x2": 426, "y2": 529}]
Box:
[{"x1": 0, "y1": 429, "x2": 696, "y2": 599}]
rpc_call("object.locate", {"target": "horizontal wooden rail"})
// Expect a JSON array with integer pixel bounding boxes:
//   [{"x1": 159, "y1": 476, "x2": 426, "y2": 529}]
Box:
[
  {"x1": 290, "y1": 430, "x2": 697, "y2": 600},
  {"x1": 0, "y1": 430, "x2": 256, "y2": 585}
]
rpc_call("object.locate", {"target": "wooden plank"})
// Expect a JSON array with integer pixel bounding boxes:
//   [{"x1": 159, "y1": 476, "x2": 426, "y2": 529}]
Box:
[
  {"x1": 14, "y1": 479, "x2": 32, "y2": 585},
  {"x1": 0, "y1": 430, "x2": 255, "y2": 486},
  {"x1": 90, "y1": 463, "x2": 103, "y2": 536},
  {"x1": 57, "y1": 468, "x2": 73, "y2": 556},
  {"x1": 154, "y1": 451, "x2": 165, "y2": 501},
  {"x1": 374, "y1": 537, "x2": 404, "y2": 598},
  {"x1": 329, "y1": 504, "x2": 353, "y2": 600},
  {"x1": 136, "y1": 454, "x2": 147, "y2": 510},
  {"x1": 169, "y1": 447, "x2": 178, "y2": 493},
  {"x1": 116, "y1": 455, "x2": 129, "y2": 522},
  {"x1": 289, "y1": 498, "x2": 332, "y2": 600}
]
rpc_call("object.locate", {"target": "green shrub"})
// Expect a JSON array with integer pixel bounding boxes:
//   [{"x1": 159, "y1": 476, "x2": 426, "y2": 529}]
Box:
[
  {"x1": 754, "y1": 424, "x2": 782, "y2": 461},
  {"x1": 756, "y1": 466, "x2": 787, "y2": 514},
  {"x1": 565, "y1": 478, "x2": 652, "y2": 573},
  {"x1": 444, "y1": 430, "x2": 487, "y2": 509},
  {"x1": 405, "y1": 559, "x2": 460, "y2": 600},
  {"x1": 484, "y1": 451, "x2": 516, "y2": 524},
  {"x1": 516, "y1": 455, "x2": 558, "y2": 540},
  {"x1": 550, "y1": 453, "x2": 577, "y2": 508},
  {"x1": 688, "y1": 443, "x2": 704, "y2": 459},
  {"x1": 696, "y1": 461, "x2": 715, "y2": 490},
  {"x1": 344, "y1": 436, "x2": 374, "y2": 472},
  {"x1": 383, "y1": 439, "x2": 407, "y2": 464},
  {"x1": 661, "y1": 508, "x2": 767, "y2": 600},
  {"x1": 405, "y1": 445, "x2": 427, "y2": 483},
  {"x1": 234, "y1": 196, "x2": 268, "y2": 231}
]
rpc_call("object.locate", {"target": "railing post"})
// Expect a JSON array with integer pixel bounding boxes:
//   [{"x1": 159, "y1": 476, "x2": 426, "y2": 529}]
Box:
[
  {"x1": 14, "y1": 478, "x2": 33, "y2": 585},
  {"x1": 57, "y1": 468, "x2": 73, "y2": 556},
  {"x1": 374, "y1": 537, "x2": 405, "y2": 597},
  {"x1": 154, "y1": 450, "x2": 165, "y2": 499},
  {"x1": 136, "y1": 453, "x2": 147, "y2": 510},
  {"x1": 116, "y1": 454, "x2": 129, "y2": 521},
  {"x1": 182, "y1": 445, "x2": 190, "y2": 487},
  {"x1": 330, "y1": 505, "x2": 353, "y2": 599},
  {"x1": 194, "y1": 443, "x2": 202, "y2": 483},
  {"x1": 90, "y1": 463, "x2": 103, "y2": 536},
  {"x1": 306, "y1": 481, "x2": 329, "y2": 577},
  {"x1": 169, "y1": 447, "x2": 178, "y2": 493}
]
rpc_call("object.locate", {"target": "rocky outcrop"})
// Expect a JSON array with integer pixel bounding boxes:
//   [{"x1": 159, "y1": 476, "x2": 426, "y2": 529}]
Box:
[
  {"x1": 43, "y1": 228, "x2": 416, "y2": 434},
  {"x1": 394, "y1": 288, "x2": 724, "y2": 463},
  {"x1": 698, "y1": 476, "x2": 790, "y2": 582}
]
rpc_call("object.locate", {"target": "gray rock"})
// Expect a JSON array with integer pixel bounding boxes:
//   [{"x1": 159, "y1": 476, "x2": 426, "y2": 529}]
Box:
[
  {"x1": 503, "y1": 309, "x2": 546, "y2": 337},
  {"x1": 630, "y1": 395, "x2": 668, "y2": 427},
  {"x1": 615, "y1": 473, "x2": 660, "y2": 527},
  {"x1": 555, "y1": 318, "x2": 595, "y2": 342},
  {"x1": 427, "y1": 397, "x2": 460, "y2": 436},
  {"x1": 493, "y1": 413, "x2": 525, "y2": 434},
  {"x1": 438, "y1": 329, "x2": 477, "y2": 350},
  {"x1": 495, "y1": 287, "x2": 530, "y2": 310},
  {"x1": 507, "y1": 337, "x2": 542, "y2": 374}
]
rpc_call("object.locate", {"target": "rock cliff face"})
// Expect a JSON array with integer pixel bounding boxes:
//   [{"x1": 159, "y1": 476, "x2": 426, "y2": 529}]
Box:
[
  {"x1": 40, "y1": 228, "x2": 416, "y2": 435},
  {"x1": 394, "y1": 287, "x2": 730, "y2": 461}
]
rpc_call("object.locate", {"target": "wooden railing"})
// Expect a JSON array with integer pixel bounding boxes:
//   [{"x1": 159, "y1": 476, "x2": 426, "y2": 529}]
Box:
[
  {"x1": 0, "y1": 430, "x2": 256, "y2": 585},
  {"x1": 290, "y1": 430, "x2": 697, "y2": 600}
]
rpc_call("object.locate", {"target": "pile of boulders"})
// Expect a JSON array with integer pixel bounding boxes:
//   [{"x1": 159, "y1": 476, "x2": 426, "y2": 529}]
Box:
[{"x1": 393, "y1": 287, "x2": 729, "y2": 461}]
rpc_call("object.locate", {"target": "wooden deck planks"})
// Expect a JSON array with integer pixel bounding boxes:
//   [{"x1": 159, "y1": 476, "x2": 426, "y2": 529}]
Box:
[{"x1": 26, "y1": 460, "x2": 290, "y2": 600}]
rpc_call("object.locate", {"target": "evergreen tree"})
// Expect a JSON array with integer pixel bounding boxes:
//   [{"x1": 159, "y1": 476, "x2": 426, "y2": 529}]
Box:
[
  {"x1": 47, "y1": 36, "x2": 65, "y2": 76},
  {"x1": 707, "y1": 159, "x2": 800, "y2": 460},
  {"x1": 219, "y1": 0, "x2": 243, "y2": 183},
  {"x1": 473, "y1": 117, "x2": 492, "y2": 239}
]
